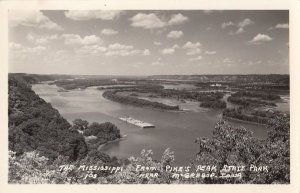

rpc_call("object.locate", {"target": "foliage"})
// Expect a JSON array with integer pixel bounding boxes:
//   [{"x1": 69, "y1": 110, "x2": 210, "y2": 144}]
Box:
[
  {"x1": 8, "y1": 75, "x2": 88, "y2": 161},
  {"x1": 200, "y1": 100, "x2": 226, "y2": 109},
  {"x1": 103, "y1": 90, "x2": 180, "y2": 110},
  {"x1": 227, "y1": 96, "x2": 276, "y2": 107},
  {"x1": 8, "y1": 151, "x2": 70, "y2": 184},
  {"x1": 231, "y1": 91, "x2": 281, "y2": 101},
  {"x1": 223, "y1": 108, "x2": 270, "y2": 124},
  {"x1": 83, "y1": 121, "x2": 121, "y2": 150},
  {"x1": 194, "y1": 114, "x2": 289, "y2": 183},
  {"x1": 72, "y1": 119, "x2": 89, "y2": 131}
]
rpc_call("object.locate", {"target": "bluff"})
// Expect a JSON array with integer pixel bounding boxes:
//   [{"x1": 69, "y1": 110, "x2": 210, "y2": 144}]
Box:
[{"x1": 8, "y1": 74, "x2": 88, "y2": 161}]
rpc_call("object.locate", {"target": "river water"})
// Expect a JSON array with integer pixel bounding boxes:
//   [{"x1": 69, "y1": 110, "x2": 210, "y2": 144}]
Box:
[{"x1": 32, "y1": 83, "x2": 269, "y2": 165}]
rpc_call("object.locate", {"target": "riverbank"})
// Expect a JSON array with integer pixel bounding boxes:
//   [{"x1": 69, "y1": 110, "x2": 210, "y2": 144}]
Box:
[
  {"x1": 97, "y1": 135, "x2": 127, "y2": 151},
  {"x1": 223, "y1": 116, "x2": 268, "y2": 126}
]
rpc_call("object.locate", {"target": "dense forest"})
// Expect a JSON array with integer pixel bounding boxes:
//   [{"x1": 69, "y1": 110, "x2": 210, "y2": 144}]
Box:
[
  {"x1": 103, "y1": 90, "x2": 180, "y2": 111},
  {"x1": 8, "y1": 75, "x2": 123, "y2": 183},
  {"x1": 227, "y1": 96, "x2": 276, "y2": 108},
  {"x1": 9, "y1": 75, "x2": 88, "y2": 161},
  {"x1": 200, "y1": 100, "x2": 227, "y2": 109},
  {"x1": 231, "y1": 91, "x2": 281, "y2": 101},
  {"x1": 8, "y1": 73, "x2": 290, "y2": 184}
]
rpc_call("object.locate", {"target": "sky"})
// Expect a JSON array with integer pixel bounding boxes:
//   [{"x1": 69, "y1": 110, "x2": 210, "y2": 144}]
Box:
[{"x1": 8, "y1": 10, "x2": 289, "y2": 75}]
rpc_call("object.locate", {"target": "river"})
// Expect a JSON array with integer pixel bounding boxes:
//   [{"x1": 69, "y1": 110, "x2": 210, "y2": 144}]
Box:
[{"x1": 32, "y1": 82, "x2": 269, "y2": 165}]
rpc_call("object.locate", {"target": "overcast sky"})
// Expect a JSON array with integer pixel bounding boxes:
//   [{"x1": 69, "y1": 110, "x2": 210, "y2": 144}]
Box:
[{"x1": 8, "y1": 10, "x2": 289, "y2": 75}]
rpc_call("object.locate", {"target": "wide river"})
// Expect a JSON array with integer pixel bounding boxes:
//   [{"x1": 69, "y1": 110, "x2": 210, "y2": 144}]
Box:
[{"x1": 32, "y1": 83, "x2": 269, "y2": 165}]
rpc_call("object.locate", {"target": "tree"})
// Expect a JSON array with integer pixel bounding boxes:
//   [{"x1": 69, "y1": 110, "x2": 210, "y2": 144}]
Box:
[{"x1": 72, "y1": 119, "x2": 89, "y2": 131}]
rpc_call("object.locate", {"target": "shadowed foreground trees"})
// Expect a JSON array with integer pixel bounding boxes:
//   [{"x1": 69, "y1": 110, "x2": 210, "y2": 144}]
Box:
[
  {"x1": 195, "y1": 114, "x2": 289, "y2": 184},
  {"x1": 9, "y1": 114, "x2": 289, "y2": 184}
]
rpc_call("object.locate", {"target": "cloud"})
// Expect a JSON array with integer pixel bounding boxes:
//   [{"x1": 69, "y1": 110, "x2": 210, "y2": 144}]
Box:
[
  {"x1": 130, "y1": 13, "x2": 166, "y2": 29},
  {"x1": 143, "y1": 49, "x2": 151, "y2": 56},
  {"x1": 152, "y1": 58, "x2": 164, "y2": 66},
  {"x1": 183, "y1": 41, "x2": 202, "y2": 55},
  {"x1": 235, "y1": 27, "x2": 245, "y2": 34},
  {"x1": 9, "y1": 10, "x2": 63, "y2": 31},
  {"x1": 229, "y1": 27, "x2": 245, "y2": 35},
  {"x1": 160, "y1": 44, "x2": 180, "y2": 55},
  {"x1": 222, "y1": 18, "x2": 254, "y2": 35},
  {"x1": 64, "y1": 10, "x2": 122, "y2": 21},
  {"x1": 130, "y1": 12, "x2": 188, "y2": 29},
  {"x1": 62, "y1": 34, "x2": 101, "y2": 45},
  {"x1": 183, "y1": 41, "x2": 202, "y2": 49},
  {"x1": 238, "y1": 18, "x2": 254, "y2": 28},
  {"x1": 101, "y1": 28, "x2": 118, "y2": 35},
  {"x1": 9, "y1": 42, "x2": 47, "y2": 57},
  {"x1": 172, "y1": 44, "x2": 180, "y2": 49},
  {"x1": 75, "y1": 45, "x2": 107, "y2": 55},
  {"x1": 161, "y1": 48, "x2": 175, "y2": 55},
  {"x1": 154, "y1": 41, "x2": 162, "y2": 46},
  {"x1": 205, "y1": 51, "x2": 216, "y2": 55},
  {"x1": 248, "y1": 33, "x2": 273, "y2": 45},
  {"x1": 27, "y1": 33, "x2": 58, "y2": 44},
  {"x1": 275, "y1": 23, "x2": 289, "y2": 29},
  {"x1": 189, "y1": 56, "x2": 202, "y2": 61},
  {"x1": 104, "y1": 43, "x2": 150, "y2": 56},
  {"x1": 108, "y1": 43, "x2": 134, "y2": 50},
  {"x1": 167, "y1": 30, "x2": 183, "y2": 39},
  {"x1": 168, "y1": 13, "x2": 188, "y2": 25},
  {"x1": 105, "y1": 49, "x2": 150, "y2": 56},
  {"x1": 221, "y1": 21, "x2": 234, "y2": 29}
]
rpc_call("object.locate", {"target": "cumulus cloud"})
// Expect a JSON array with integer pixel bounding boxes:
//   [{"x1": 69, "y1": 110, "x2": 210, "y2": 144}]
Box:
[
  {"x1": 108, "y1": 43, "x2": 134, "y2": 50},
  {"x1": 205, "y1": 51, "x2": 216, "y2": 55},
  {"x1": 275, "y1": 23, "x2": 289, "y2": 29},
  {"x1": 152, "y1": 58, "x2": 164, "y2": 66},
  {"x1": 248, "y1": 33, "x2": 273, "y2": 45},
  {"x1": 160, "y1": 44, "x2": 180, "y2": 55},
  {"x1": 143, "y1": 49, "x2": 151, "y2": 56},
  {"x1": 27, "y1": 33, "x2": 58, "y2": 44},
  {"x1": 221, "y1": 21, "x2": 234, "y2": 29},
  {"x1": 222, "y1": 18, "x2": 254, "y2": 35},
  {"x1": 161, "y1": 48, "x2": 175, "y2": 55},
  {"x1": 104, "y1": 43, "x2": 150, "y2": 56},
  {"x1": 182, "y1": 41, "x2": 202, "y2": 55},
  {"x1": 9, "y1": 42, "x2": 47, "y2": 56},
  {"x1": 64, "y1": 10, "x2": 122, "y2": 21},
  {"x1": 154, "y1": 41, "x2": 162, "y2": 46},
  {"x1": 130, "y1": 13, "x2": 166, "y2": 29},
  {"x1": 75, "y1": 45, "x2": 107, "y2": 55},
  {"x1": 130, "y1": 12, "x2": 188, "y2": 29},
  {"x1": 238, "y1": 18, "x2": 254, "y2": 28},
  {"x1": 229, "y1": 27, "x2": 245, "y2": 35},
  {"x1": 101, "y1": 28, "x2": 118, "y2": 35},
  {"x1": 172, "y1": 44, "x2": 180, "y2": 49},
  {"x1": 168, "y1": 13, "x2": 188, "y2": 25},
  {"x1": 167, "y1": 30, "x2": 183, "y2": 39},
  {"x1": 183, "y1": 41, "x2": 202, "y2": 49},
  {"x1": 105, "y1": 49, "x2": 150, "y2": 57},
  {"x1": 9, "y1": 10, "x2": 63, "y2": 31},
  {"x1": 61, "y1": 34, "x2": 101, "y2": 45}
]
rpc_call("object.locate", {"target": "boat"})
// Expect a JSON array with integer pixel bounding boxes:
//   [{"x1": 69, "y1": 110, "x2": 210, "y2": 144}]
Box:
[{"x1": 119, "y1": 116, "x2": 155, "y2": 128}]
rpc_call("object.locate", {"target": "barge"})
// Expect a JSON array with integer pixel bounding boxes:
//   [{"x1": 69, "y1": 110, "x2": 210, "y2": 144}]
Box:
[{"x1": 119, "y1": 117, "x2": 155, "y2": 128}]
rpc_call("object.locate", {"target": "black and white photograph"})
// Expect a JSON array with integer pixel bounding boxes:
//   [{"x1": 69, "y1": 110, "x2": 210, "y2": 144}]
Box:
[{"x1": 1, "y1": 1, "x2": 299, "y2": 191}]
